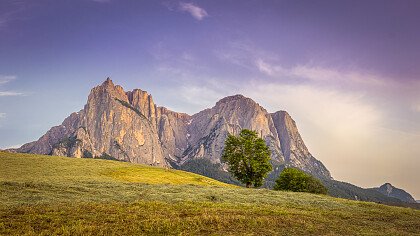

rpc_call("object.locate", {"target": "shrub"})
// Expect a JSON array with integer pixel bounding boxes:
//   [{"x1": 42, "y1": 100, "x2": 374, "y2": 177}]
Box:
[{"x1": 274, "y1": 168, "x2": 327, "y2": 194}]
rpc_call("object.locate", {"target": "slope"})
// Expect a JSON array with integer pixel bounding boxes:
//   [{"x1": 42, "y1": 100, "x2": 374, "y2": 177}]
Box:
[{"x1": 1, "y1": 152, "x2": 419, "y2": 235}]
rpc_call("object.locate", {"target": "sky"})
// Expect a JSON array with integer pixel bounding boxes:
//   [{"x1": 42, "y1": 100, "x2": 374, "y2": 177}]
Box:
[{"x1": 0, "y1": 0, "x2": 419, "y2": 198}]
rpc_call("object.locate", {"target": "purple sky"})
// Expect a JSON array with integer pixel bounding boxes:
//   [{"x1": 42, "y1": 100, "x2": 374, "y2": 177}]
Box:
[{"x1": 0, "y1": 0, "x2": 419, "y2": 198}]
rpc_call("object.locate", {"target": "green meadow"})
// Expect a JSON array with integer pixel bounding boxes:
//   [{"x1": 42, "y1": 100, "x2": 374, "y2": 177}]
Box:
[{"x1": 1, "y1": 151, "x2": 419, "y2": 235}]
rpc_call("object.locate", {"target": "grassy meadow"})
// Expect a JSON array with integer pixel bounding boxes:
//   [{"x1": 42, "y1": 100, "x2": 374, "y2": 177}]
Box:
[{"x1": 1, "y1": 151, "x2": 419, "y2": 235}]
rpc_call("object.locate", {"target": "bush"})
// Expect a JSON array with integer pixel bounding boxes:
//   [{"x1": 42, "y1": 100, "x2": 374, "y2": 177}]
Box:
[{"x1": 274, "y1": 168, "x2": 327, "y2": 194}]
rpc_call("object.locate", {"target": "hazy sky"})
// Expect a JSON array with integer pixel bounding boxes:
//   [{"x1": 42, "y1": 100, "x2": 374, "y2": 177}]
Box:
[{"x1": 0, "y1": 0, "x2": 419, "y2": 198}]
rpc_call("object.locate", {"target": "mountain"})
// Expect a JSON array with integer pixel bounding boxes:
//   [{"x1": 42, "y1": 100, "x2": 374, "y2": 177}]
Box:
[
  {"x1": 15, "y1": 78, "x2": 331, "y2": 179},
  {"x1": 370, "y1": 183, "x2": 417, "y2": 203}
]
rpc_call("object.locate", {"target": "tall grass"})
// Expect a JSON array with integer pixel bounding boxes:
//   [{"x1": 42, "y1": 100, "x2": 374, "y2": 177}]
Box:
[{"x1": 1, "y1": 152, "x2": 419, "y2": 235}]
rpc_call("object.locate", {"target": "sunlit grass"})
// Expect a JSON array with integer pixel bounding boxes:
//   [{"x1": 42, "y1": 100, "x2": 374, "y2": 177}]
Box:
[
  {"x1": 1, "y1": 151, "x2": 419, "y2": 235},
  {"x1": 105, "y1": 166, "x2": 234, "y2": 187}
]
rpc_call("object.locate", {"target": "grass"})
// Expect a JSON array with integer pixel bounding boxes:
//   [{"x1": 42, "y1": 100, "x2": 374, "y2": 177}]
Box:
[{"x1": 1, "y1": 151, "x2": 420, "y2": 235}]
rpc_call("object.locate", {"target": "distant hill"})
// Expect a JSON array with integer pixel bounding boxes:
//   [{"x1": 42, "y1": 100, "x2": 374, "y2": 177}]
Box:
[
  {"x1": 370, "y1": 183, "x2": 417, "y2": 203},
  {"x1": 1, "y1": 151, "x2": 419, "y2": 235},
  {"x1": 173, "y1": 157, "x2": 418, "y2": 207}
]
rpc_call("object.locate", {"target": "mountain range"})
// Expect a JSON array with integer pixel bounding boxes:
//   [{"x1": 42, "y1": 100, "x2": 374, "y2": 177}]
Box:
[
  {"x1": 15, "y1": 78, "x2": 330, "y2": 179},
  {"x1": 11, "y1": 78, "x2": 418, "y2": 206}
]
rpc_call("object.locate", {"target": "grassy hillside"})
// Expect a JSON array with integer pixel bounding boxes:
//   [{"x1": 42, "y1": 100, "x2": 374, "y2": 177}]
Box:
[
  {"x1": 1, "y1": 152, "x2": 419, "y2": 235},
  {"x1": 176, "y1": 159, "x2": 416, "y2": 207}
]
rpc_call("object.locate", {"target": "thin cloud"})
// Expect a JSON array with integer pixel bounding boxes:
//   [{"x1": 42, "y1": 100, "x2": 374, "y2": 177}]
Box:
[
  {"x1": 0, "y1": 113, "x2": 5, "y2": 118},
  {"x1": 0, "y1": 12, "x2": 15, "y2": 30},
  {"x1": 0, "y1": 91, "x2": 23, "y2": 96},
  {"x1": 255, "y1": 59, "x2": 385, "y2": 86},
  {"x1": 0, "y1": 75, "x2": 16, "y2": 85},
  {"x1": 0, "y1": 75, "x2": 24, "y2": 96},
  {"x1": 0, "y1": 1, "x2": 29, "y2": 31},
  {"x1": 179, "y1": 2, "x2": 208, "y2": 20}
]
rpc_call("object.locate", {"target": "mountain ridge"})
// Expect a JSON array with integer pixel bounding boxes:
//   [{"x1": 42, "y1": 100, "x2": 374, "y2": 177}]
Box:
[
  {"x1": 14, "y1": 78, "x2": 331, "y2": 179},
  {"x1": 370, "y1": 183, "x2": 417, "y2": 203},
  {"x1": 9, "y1": 78, "x2": 420, "y2": 205}
]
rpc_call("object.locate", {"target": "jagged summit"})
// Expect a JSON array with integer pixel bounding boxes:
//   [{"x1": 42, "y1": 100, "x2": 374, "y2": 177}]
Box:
[
  {"x1": 104, "y1": 77, "x2": 113, "y2": 84},
  {"x1": 372, "y1": 183, "x2": 417, "y2": 203},
  {"x1": 216, "y1": 94, "x2": 248, "y2": 103},
  {"x1": 15, "y1": 79, "x2": 332, "y2": 179},
  {"x1": 215, "y1": 94, "x2": 264, "y2": 111}
]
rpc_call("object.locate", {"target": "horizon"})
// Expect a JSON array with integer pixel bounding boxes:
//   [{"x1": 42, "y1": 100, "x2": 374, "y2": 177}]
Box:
[{"x1": 0, "y1": 0, "x2": 419, "y2": 199}]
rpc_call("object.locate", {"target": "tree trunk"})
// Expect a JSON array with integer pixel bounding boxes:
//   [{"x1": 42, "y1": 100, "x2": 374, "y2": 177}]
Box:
[{"x1": 246, "y1": 182, "x2": 251, "y2": 188}]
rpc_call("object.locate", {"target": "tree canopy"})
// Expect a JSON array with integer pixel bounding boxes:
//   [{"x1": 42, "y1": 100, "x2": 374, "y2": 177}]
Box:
[
  {"x1": 222, "y1": 129, "x2": 272, "y2": 188},
  {"x1": 274, "y1": 168, "x2": 328, "y2": 194}
]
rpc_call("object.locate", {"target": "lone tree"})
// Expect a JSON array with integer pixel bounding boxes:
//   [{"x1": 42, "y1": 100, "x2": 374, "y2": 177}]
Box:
[
  {"x1": 274, "y1": 168, "x2": 328, "y2": 194},
  {"x1": 222, "y1": 129, "x2": 272, "y2": 188}
]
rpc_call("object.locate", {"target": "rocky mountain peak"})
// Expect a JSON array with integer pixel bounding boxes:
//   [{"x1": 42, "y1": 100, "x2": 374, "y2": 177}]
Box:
[
  {"x1": 214, "y1": 94, "x2": 264, "y2": 112},
  {"x1": 216, "y1": 94, "x2": 247, "y2": 103},
  {"x1": 382, "y1": 183, "x2": 393, "y2": 194},
  {"x1": 126, "y1": 89, "x2": 157, "y2": 119},
  {"x1": 16, "y1": 79, "x2": 332, "y2": 180},
  {"x1": 374, "y1": 183, "x2": 416, "y2": 203},
  {"x1": 271, "y1": 110, "x2": 331, "y2": 179},
  {"x1": 89, "y1": 77, "x2": 127, "y2": 103},
  {"x1": 271, "y1": 110, "x2": 308, "y2": 160},
  {"x1": 104, "y1": 77, "x2": 113, "y2": 85}
]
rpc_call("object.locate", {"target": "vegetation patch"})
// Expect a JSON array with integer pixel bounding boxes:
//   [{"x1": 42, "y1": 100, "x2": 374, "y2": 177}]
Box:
[
  {"x1": 1, "y1": 151, "x2": 419, "y2": 235},
  {"x1": 177, "y1": 158, "x2": 241, "y2": 185},
  {"x1": 274, "y1": 168, "x2": 328, "y2": 194},
  {"x1": 105, "y1": 166, "x2": 234, "y2": 187}
]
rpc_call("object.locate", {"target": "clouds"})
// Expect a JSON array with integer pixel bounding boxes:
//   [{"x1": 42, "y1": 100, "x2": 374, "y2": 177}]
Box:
[
  {"x1": 0, "y1": 11, "x2": 15, "y2": 30},
  {"x1": 241, "y1": 82, "x2": 381, "y2": 139},
  {"x1": 179, "y1": 2, "x2": 208, "y2": 20},
  {"x1": 165, "y1": 2, "x2": 208, "y2": 21},
  {"x1": 0, "y1": 91, "x2": 23, "y2": 96},
  {"x1": 0, "y1": 75, "x2": 23, "y2": 96},
  {"x1": 255, "y1": 59, "x2": 385, "y2": 87},
  {"x1": 0, "y1": 0, "x2": 29, "y2": 31},
  {"x1": 148, "y1": 38, "x2": 420, "y2": 197},
  {"x1": 0, "y1": 75, "x2": 16, "y2": 85}
]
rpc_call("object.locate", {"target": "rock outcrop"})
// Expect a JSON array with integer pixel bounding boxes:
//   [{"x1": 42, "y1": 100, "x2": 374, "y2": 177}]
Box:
[
  {"x1": 16, "y1": 79, "x2": 332, "y2": 178},
  {"x1": 371, "y1": 183, "x2": 417, "y2": 203},
  {"x1": 271, "y1": 111, "x2": 331, "y2": 179},
  {"x1": 18, "y1": 78, "x2": 168, "y2": 166},
  {"x1": 182, "y1": 95, "x2": 283, "y2": 165}
]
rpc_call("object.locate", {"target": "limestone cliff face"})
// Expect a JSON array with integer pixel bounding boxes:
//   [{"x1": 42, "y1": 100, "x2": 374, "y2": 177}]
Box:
[
  {"x1": 271, "y1": 111, "x2": 331, "y2": 179},
  {"x1": 18, "y1": 78, "x2": 168, "y2": 167},
  {"x1": 17, "y1": 79, "x2": 332, "y2": 179},
  {"x1": 182, "y1": 95, "x2": 283, "y2": 165}
]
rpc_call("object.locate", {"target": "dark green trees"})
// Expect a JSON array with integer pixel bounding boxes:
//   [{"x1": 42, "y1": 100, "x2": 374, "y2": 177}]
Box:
[
  {"x1": 274, "y1": 168, "x2": 328, "y2": 194},
  {"x1": 222, "y1": 129, "x2": 272, "y2": 188}
]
